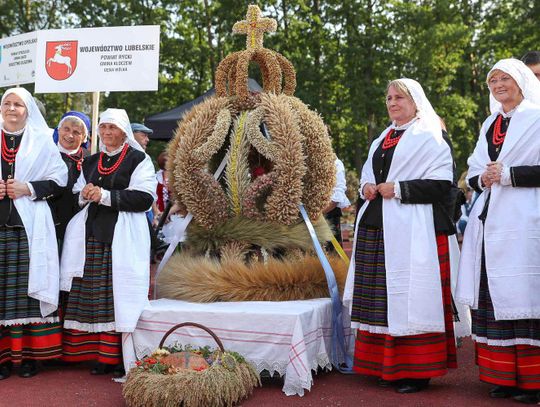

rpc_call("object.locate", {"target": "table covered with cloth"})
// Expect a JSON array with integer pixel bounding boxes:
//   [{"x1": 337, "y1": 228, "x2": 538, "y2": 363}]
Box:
[{"x1": 122, "y1": 298, "x2": 353, "y2": 396}]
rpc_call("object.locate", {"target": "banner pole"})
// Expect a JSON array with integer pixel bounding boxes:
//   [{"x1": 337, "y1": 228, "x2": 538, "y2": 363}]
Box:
[{"x1": 91, "y1": 91, "x2": 100, "y2": 154}]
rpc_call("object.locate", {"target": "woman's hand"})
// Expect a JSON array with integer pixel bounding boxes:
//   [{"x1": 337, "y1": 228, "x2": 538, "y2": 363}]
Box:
[
  {"x1": 82, "y1": 183, "x2": 102, "y2": 203},
  {"x1": 377, "y1": 182, "x2": 395, "y2": 199},
  {"x1": 87, "y1": 186, "x2": 102, "y2": 203},
  {"x1": 362, "y1": 183, "x2": 378, "y2": 201},
  {"x1": 486, "y1": 162, "x2": 503, "y2": 184},
  {"x1": 480, "y1": 171, "x2": 493, "y2": 188},
  {"x1": 6, "y1": 179, "x2": 30, "y2": 199},
  {"x1": 0, "y1": 180, "x2": 6, "y2": 200},
  {"x1": 81, "y1": 183, "x2": 95, "y2": 201}
]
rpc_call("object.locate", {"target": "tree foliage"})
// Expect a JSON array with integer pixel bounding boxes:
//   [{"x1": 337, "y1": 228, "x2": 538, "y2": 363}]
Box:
[{"x1": 2, "y1": 0, "x2": 539, "y2": 175}]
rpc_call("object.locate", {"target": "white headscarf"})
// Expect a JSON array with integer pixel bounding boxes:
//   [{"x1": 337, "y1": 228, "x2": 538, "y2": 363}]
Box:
[
  {"x1": 487, "y1": 58, "x2": 540, "y2": 114},
  {"x1": 98, "y1": 108, "x2": 143, "y2": 152},
  {"x1": 395, "y1": 78, "x2": 442, "y2": 135},
  {"x1": 1, "y1": 88, "x2": 50, "y2": 135},
  {"x1": 0, "y1": 87, "x2": 67, "y2": 319}
]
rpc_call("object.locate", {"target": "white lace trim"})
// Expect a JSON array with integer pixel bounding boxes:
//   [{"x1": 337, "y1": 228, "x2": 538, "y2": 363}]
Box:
[
  {"x1": 64, "y1": 320, "x2": 116, "y2": 332},
  {"x1": 473, "y1": 335, "x2": 540, "y2": 348},
  {"x1": 495, "y1": 310, "x2": 540, "y2": 320},
  {"x1": 352, "y1": 322, "x2": 445, "y2": 337},
  {"x1": 2, "y1": 126, "x2": 25, "y2": 136},
  {"x1": 1, "y1": 317, "x2": 59, "y2": 326}
]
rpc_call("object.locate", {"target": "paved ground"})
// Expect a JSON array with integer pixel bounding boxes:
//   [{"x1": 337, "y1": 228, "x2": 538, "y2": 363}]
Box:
[{"x1": 2, "y1": 338, "x2": 518, "y2": 407}]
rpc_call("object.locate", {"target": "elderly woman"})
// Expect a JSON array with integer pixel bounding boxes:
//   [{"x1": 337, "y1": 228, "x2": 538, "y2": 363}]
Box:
[
  {"x1": 344, "y1": 79, "x2": 457, "y2": 393},
  {"x1": 0, "y1": 88, "x2": 67, "y2": 379},
  {"x1": 51, "y1": 111, "x2": 90, "y2": 241},
  {"x1": 60, "y1": 108, "x2": 156, "y2": 375},
  {"x1": 457, "y1": 59, "x2": 540, "y2": 403}
]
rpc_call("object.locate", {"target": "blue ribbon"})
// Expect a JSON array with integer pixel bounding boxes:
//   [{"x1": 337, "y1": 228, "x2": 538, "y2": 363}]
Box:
[{"x1": 299, "y1": 205, "x2": 353, "y2": 373}]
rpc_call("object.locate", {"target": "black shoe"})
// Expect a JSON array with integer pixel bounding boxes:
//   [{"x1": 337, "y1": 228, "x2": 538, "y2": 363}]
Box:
[
  {"x1": 395, "y1": 379, "x2": 430, "y2": 394},
  {"x1": 378, "y1": 378, "x2": 395, "y2": 388},
  {"x1": 18, "y1": 360, "x2": 38, "y2": 378},
  {"x1": 112, "y1": 364, "x2": 125, "y2": 378},
  {"x1": 90, "y1": 362, "x2": 117, "y2": 375},
  {"x1": 0, "y1": 362, "x2": 12, "y2": 380},
  {"x1": 91, "y1": 362, "x2": 109, "y2": 375},
  {"x1": 489, "y1": 386, "x2": 520, "y2": 398},
  {"x1": 513, "y1": 392, "x2": 539, "y2": 404}
]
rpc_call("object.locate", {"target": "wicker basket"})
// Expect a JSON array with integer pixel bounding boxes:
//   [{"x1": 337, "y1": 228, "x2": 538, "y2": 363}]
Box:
[{"x1": 123, "y1": 322, "x2": 261, "y2": 407}]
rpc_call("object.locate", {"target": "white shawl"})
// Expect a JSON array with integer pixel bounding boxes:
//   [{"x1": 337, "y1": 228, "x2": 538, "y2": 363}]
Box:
[
  {"x1": 344, "y1": 120, "x2": 453, "y2": 336},
  {"x1": 0, "y1": 88, "x2": 67, "y2": 318},
  {"x1": 456, "y1": 100, "x2": 540, "y2": 320},
  {"x1": 60, "y1": 108, "x2": 156, "y2": 332}
]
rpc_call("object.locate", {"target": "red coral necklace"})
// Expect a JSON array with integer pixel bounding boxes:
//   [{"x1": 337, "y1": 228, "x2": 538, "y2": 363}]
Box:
[
  {"x1": 98, "y1": 143, "x2": 129, "y2": 176},
  {"x1": 492, "y1": 115, "x2": 508, "y2": 147},
  {"x1": 382, "y1": 128, "x2": 402, "y2": 150},
  {"x1": 66, "y1": 147, "x2": 84, "y2": 171},
  {"x1": 1, "y1": 130, "x2": 20, "y2": 164}
]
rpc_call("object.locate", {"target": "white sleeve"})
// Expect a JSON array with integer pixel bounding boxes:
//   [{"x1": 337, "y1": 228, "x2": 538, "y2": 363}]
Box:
[
  {"x1": 330, "y1": 159, "x2": 351, "y2": 208},
  {"x1": 500, "y1": 165, "x2": 512, "y2": 186},
  {"x1": 73, "y1": 171, "x2": 89, "y2": 207},
  {"x1": 99, "y1": 189, "x2": 111, "y2": 206},
  {"x1": 393, "y1": 181, "x2": 402, "y2": 199},
  {"x1": 26, "y1": 182, "x2": 37, "y2": 200}
]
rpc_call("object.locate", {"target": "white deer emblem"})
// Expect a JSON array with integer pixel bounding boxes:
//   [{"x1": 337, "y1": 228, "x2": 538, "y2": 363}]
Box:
[{"x1": 47, "y1": 44, "x2": 72, "y2": 74}]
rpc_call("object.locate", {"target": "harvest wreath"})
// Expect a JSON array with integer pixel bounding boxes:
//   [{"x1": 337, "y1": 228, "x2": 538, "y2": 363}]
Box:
[{"x1": 157, "y1": 4, "x2": 347, "y2": 302}]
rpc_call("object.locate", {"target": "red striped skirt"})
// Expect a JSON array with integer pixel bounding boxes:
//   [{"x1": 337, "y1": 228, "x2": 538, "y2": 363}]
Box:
[
  {"x1": 476, "y1": 343, "x2": 540, "y2": 389},
  {"x1": 0, "y1": 323, "x2": 62, "y2": 364},
  {"x1": 353, "y1": 233, "x2": 457, "y2": 380},
  {"x1": 62, "y1": 329, "x2": 122, "y2": 365},
  {"x1": 472, "y1": 245, "x2": 540, "y2": 389}
]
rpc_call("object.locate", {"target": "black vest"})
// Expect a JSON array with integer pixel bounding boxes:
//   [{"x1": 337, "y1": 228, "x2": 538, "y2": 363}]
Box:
[{"x1": 83, "y1": 146, "x2": 151, "y2": 243}]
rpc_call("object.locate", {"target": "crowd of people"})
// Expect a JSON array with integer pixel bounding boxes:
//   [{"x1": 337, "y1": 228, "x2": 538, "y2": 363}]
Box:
[{"x1": 1, "y1": 51, "x2": 540, "y2": 405}]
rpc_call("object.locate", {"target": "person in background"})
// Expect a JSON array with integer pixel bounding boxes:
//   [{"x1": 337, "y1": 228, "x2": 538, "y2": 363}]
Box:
[
  {"x1": 457, "y1": 188, "x2": 474, "y2": 237},
  {"x1": 155, "y1": 151, "x2": 169, "y2": 214},
  {"x1": 0, "y1": 88, "x2": 67, "y2": 379},
  {"x1": 50, "y1": 111, "x2": 91, "y2": 242},
  {"x1": 457, "y1": 58, "x2": 540, "y2": 404},
  {"x1": 130, "y1": 123, "x2": 159, "y2": 225},
  {"x1": 324, "y1": 157, "x2": 351, "y2": 245},
  {"x1": 344, "y1": 78, "x2": 457, "y2": 394},
  {"x1": 131, "y1": 123, "x2": 152, "y2": 151},
  {"x1": 521, "y1": 51, "x2": 540, "y2": 81},
  {"x1": 61, "y1": 109, "x2": 156, "y2": 376}
]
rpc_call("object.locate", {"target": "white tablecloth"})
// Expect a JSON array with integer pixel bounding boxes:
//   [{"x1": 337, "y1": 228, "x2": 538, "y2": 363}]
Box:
[{"x1": 122, "y1": 298, "x2": 353, "y2": 396}]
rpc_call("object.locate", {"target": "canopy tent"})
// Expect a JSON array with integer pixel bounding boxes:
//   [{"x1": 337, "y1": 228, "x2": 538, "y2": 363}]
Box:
[{"x1": 144, "y1": 78, "x2": 262, "y2": 140}]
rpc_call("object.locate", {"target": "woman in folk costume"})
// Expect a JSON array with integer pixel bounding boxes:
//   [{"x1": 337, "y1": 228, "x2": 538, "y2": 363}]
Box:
[
  {"x1": 51, "y1": 111, "x2": 91, "y2": 242},
  {"x1": 60, "y1": 108, "x2": 156, "y2": 375},
  {"x1": 344, "y1": 78, "x2": 457, "y2": 394},
  {"x1": 456, "y1": 59, "x2": 540, "y2": 404},
  {"x1": 0, "y1": 88, "x2": 68, "y2": 379}
]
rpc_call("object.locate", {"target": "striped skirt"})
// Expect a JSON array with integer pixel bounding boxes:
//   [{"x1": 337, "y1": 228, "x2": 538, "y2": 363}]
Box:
[
  {"x1": 63, "y1": 237, "x2": 121, "y2": 364},
  {"x1": 471, "y1": 249, "x2": 540, "y2": 389},
  {"x1": 351, "y1": 226, "x2": 457, "y2": 380},
  {"x1": 0, "y1": 227, "x2": 62, "y2": 364}
]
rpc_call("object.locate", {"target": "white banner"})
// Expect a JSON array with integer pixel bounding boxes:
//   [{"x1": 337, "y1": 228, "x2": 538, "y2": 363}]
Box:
[
  {"x1": 35, "y1": 26, "x2": 160, "y2": 93},
  {"x1": 0, "y1": 31, "x2": 38, "y2": 87}
]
